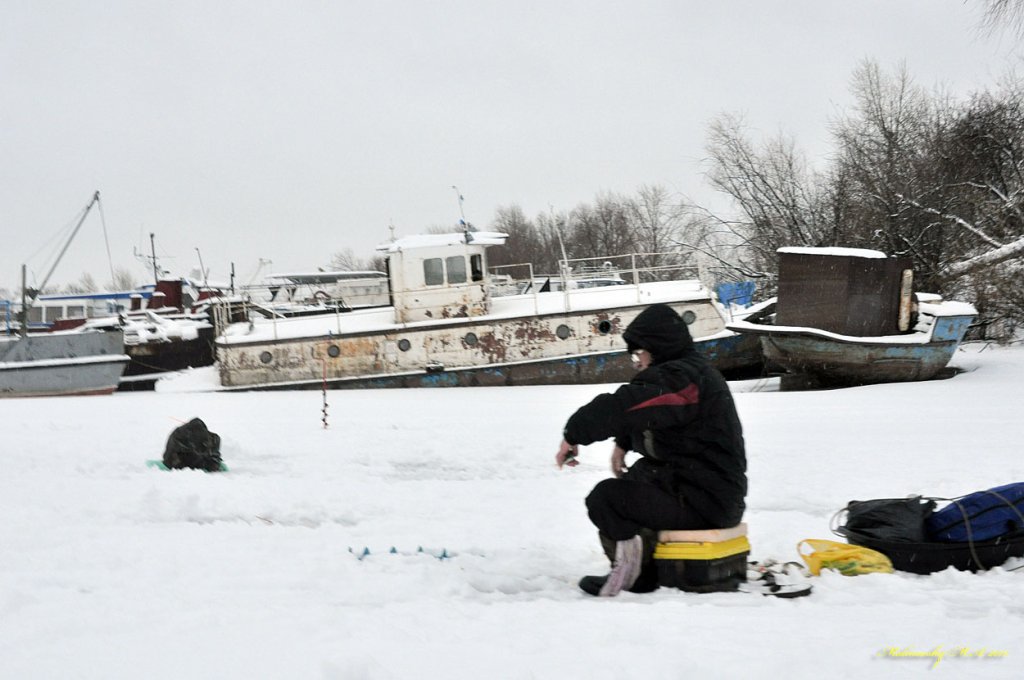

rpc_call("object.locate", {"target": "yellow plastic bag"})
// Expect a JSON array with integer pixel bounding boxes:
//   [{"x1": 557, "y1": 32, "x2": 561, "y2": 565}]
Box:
[{"x1": 798, "y1": 539, "x2": 894, "y2": 576}]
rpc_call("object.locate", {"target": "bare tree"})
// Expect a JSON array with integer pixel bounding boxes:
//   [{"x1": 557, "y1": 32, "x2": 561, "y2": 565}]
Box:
[
  {"x1": 627, "y1": 185, "x2": 674, "y2": 247},
  {"x1": 569, "y1": 192, "x2": 637, "y2": 262},
  {"x1": 979, "y1": 0, "x2": 1024, "y2": 35},
  {"x1": 487, "y1": 205, "x2": 544, "y2": 268},
  {"x1": 703, "y1": 112, "x2": 834, "y2": 282},
  {"x1": 65, "y1": 273, "x2": 99, "y2": 294},
  {"x1": 703, "y1": 58, "x2": 1024, "y2": 337},
  {"x1": 108, "y1": 268, "x2": 138, "y2": 291},
  {"x1": 532, "y1": 209, "x2": 571, "y2": 274},
  {"x1": 831, "y1": 61, "x2": 938, "y2": 260},
  {"x1": 328, "y1": 248, "x2": 383, "y2": 272}
]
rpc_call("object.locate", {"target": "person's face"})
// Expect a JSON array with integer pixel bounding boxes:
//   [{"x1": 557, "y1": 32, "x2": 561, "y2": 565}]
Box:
[{"x1": 630, "y1": 348, "x2": 652, "y2": 371}]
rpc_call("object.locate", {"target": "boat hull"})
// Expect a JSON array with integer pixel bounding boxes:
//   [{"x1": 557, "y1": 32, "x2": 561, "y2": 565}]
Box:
[
  {"x1": 119, "y1": 326, "x2": 216, "y2": 391},
  {"x1": 761, "y1": 335, "x2": 961, "y2": 385},
  {"x1": 737, "y1": 314, "x2": 974, "y2": 387},
  {"x1": 215, "y1": 303, "x2": 764, "y2": 391},
  {"x1": 0, "y1": 331, "x2": 130, "y2": 397},
  {"x1": 218, "y1": 332, "x2": 759, "y2": 391}
]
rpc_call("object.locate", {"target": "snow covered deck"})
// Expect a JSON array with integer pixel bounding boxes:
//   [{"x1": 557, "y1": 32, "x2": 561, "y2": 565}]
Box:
[{"x1": 218, "y1": 278, "x2": 710, "y2": 345}]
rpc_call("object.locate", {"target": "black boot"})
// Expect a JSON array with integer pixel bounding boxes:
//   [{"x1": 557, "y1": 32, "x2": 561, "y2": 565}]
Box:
[{"x1": 578, "y1": 530, "x2": 660, "y2": 596}]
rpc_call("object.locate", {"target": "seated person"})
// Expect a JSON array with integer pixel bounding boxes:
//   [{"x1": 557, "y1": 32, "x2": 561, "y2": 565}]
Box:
[{"x1": 555, "y1": 304, "x2": 747, "y2": 596}]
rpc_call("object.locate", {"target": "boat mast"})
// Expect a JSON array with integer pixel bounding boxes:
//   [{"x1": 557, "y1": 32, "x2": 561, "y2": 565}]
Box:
[
  {"x1": 195, "y1": 247, "x2": 209, "y2": 288},
  {"x1": 452, "y1": 185, "x2": 471, "y2": 242},
  {"x1": 19, "y1": 190, "x2": 101, "y2": 335},
  {"x1": 32, "y1": 191, "x2": 101, "y2": 302},
  {"x1": 150, "y1": 233, "x2": 158, "y2": 284}
]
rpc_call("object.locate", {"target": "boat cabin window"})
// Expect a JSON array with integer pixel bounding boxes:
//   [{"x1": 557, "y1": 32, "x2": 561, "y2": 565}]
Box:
[
  {"x1": 66, "y1": 305, "x2": 85, "y2": 318},
  {"x1": 471, "y1": 254, "x2": 483, "y2": 282},
  {"x1": 446, "y1": 256, "x2": 467, "y2": 284},
  {"x1": 27, "y1": 307, "x2": 44, "y2": 324},
  {"x1": 424, "y1": 258, "x2": 444, "y2": 286}
]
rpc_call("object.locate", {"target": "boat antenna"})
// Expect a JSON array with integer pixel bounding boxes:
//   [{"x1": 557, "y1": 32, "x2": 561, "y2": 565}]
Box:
[
  {"x1": 551, "y1": 204, "x2": 570, "y2": 276},
  {"x1": 452, "y1": 185, "x2": 471, "y2": 242},
  {"x1": 150, "y1": 233, "x2": 159, "y2": 284},
  {"x1": 195, "y1": 247, "x2": 210, "y2": 288}
]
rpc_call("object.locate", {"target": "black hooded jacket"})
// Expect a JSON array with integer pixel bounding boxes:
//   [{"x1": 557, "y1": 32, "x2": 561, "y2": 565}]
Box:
[{"x1": 563, "y1": 304, "x2": 747, "y2": 527}]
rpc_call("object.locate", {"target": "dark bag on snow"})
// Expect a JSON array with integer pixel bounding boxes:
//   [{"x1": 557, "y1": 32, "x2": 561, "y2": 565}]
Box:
[
  {"x1": 837, "y1": 496, "x2": 936, "y2": 542},
  {"x1": 925, "y1": 482, "x2": 1024, "y2": 543},
  {"x1": 163, "y1": 418, "x2": 223, "y2": 472}
]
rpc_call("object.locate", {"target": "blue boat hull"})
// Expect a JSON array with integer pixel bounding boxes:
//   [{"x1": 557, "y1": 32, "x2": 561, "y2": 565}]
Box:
[{"x1": 754, "y1": 315, "x2": 974, "y2": 386}]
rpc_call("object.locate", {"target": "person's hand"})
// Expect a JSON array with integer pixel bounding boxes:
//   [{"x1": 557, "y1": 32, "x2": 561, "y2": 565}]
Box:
[
  {"x1": 556, "y1": 439, "x2": 579, "y2": 469},
  {"x1": 610, "y1": 445, "x2": 628, "y2": 478}
]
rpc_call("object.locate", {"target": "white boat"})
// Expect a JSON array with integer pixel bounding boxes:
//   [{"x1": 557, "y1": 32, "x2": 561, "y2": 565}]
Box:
[{"x1": 212, "y1": 231, "x2": 762, "y2": 390}]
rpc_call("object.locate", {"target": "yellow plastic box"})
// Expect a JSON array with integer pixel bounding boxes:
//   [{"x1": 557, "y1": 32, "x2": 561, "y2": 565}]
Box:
[{"x1": 654, "y1": 524, "x2": 749, "y2": 592}]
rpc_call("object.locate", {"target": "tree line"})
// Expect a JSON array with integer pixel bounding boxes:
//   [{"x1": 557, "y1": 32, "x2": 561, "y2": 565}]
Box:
[
  {"x1": 699, "y1": 60, "x2": 1024, "y2": 340},
  {"x1": 343, "y1": 59, "x2": 1022, "y2": 341}
]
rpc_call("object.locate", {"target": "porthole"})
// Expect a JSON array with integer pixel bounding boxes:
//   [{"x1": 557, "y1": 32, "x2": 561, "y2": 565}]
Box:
[
  {"x1": 597, "y1": 320, "x2": 613, "y2": 334},
  {"x1": 326, "y1": 345, "x2": 341, "y2": 358},
  {"x1": 259, "y1": 351, "x2": 273, "y2": 364},
  {"x1": 464, "y1": 332, "x2": 478, "y2": 346},
  {"x1": 556, "y1": 324, "x2": 571, "y2": 340},
  {"x1": 681, "y1": 310, "x2": 697, "y2": 325},
  {"x1": 398, "y1": 339, "x2": 411, "y2": 352}
]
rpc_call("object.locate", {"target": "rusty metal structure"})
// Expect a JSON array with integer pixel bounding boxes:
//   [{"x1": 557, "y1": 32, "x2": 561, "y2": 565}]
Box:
[{"x1": 213, "y1": 232, "x2": 762, "y2": 390}]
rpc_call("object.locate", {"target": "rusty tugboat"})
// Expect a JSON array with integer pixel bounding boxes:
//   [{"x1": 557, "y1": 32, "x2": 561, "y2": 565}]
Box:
[{"x1": 212, "y1": 231, "x2": 762, "y2": 390}]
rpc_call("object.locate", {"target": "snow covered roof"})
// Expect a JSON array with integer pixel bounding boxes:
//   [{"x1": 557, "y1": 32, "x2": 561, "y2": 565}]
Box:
[
  {"x1": 777, "y1": 246, "x2": 888, "y2": 259},
  {"x1": 376, "y1": 231, "x2": 508, "y2": 253}
]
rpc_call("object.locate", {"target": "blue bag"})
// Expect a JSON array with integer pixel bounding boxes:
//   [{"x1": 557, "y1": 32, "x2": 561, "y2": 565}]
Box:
[{"x1": 925, "y1": 483, "x2": 1024, "y2": 542}]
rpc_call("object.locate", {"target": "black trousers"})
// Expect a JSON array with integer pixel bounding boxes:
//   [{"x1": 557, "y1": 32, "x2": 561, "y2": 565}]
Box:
[{"x1": 585, "y1": 478, "x2": 709, "y2": 541}]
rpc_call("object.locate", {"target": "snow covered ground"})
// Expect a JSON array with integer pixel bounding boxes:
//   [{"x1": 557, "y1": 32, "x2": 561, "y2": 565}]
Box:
[{"x1": 2, "y1": 343, "x2": 1023, "y2": 679}]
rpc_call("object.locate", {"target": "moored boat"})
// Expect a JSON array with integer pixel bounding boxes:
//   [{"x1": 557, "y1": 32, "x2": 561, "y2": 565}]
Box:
[
  {"x1": 39, "y1": 277, "x2": 221, "y2": 391},
  {"x1": 1, "y1": 191, "x2": 130, "y2": 397},
  {"x1": 0, "y1": 330, "x2": 129, "y2": 397},
  {"x1": 726, "y1": 247, "x2": 977, "y2": 388},
  {"x1": 212, "y1": 231, "x2": 763, "y2": 390}
]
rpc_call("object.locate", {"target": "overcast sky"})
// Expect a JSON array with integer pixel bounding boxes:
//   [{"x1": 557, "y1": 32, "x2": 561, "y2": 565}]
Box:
[{"x1": 1, "y1": 0, "x2": 1020, "y2": 292}]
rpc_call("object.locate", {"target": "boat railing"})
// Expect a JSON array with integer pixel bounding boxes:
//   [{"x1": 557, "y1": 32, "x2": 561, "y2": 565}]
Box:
[
  {"x1": 560, "y1": 253, "x2": 700, "y2": 285},
  {"x1": 488, "y1": 262, "x2": 539, "y2": 313},
  {"x1": 490, "y1": 252, "x2": 702, "y2": 312},
  {"x1": 212, "y1": 251, "x2": 706, "y2": 338},
  {"x1": 236, "y1": 278, "x2": 390, "y2": 311}
]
